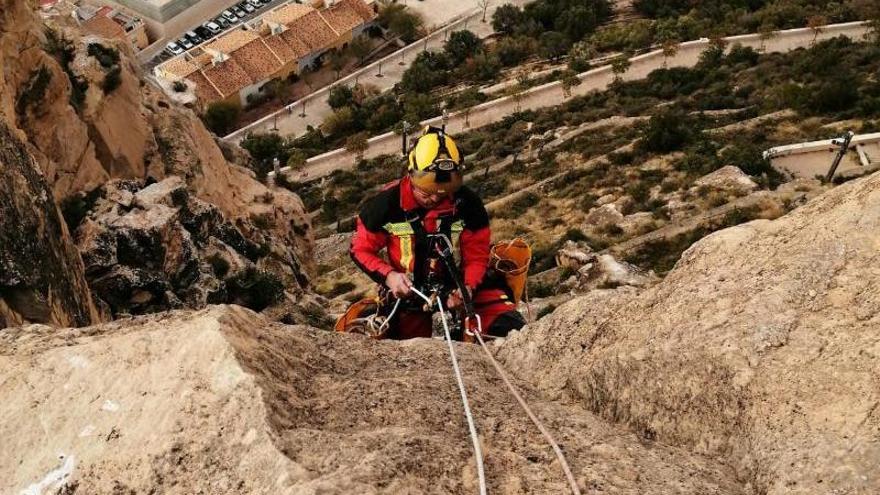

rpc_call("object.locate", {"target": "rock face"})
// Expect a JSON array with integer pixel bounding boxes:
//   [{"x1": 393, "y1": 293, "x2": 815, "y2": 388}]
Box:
[
  {"x1": 693, "y1": 165, "x2": 758, "y2": 195},
  {"x1": 0, "y1": 0, "x2": 314, "y2": 326},
  {"x1": 1, "y1": 306, "x2": 746, "y2": 494},
  {"x1": 0, "y1": 121, "x2": 100, "y2": 328},
  {"x1": 501, "y1": 171, "x2": 880, "y2": 494},
  {"x1": 556, "y1": 241, "x2": 658, "y2": 292},
  {"x1": 75, "y1": 177, "x2": 303, "y2": 316}
]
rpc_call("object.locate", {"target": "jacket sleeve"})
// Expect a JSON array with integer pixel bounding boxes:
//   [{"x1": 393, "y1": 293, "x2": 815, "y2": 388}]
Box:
[
  {"x1": 350, "y1": 217, "x2": 394, "y2": 285},
  {"x1": 460, "y1": 225, "x2": 490, "y2": 288},
  {"x1": 456, "y1": 186, "x2": 491, "y2": 289}
]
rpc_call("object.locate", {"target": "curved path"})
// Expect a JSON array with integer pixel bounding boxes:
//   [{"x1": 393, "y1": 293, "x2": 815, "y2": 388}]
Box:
[{"x1": 269, "y1": 21, "x2": 871, "y2": 183}]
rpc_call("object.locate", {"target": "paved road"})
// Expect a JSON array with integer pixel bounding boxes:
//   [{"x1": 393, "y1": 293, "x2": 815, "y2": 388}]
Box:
[
  {"x1": 269, "y1": 21, "x2": 869, "y2": 184},
  {"x1": 224, "y1": 0, "x2": 534, "y2": 141}
]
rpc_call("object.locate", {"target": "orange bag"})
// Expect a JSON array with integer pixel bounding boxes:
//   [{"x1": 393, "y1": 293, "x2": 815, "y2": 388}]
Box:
[
  {"x1": 490, "y1": 238, "x2": 531, "y2": 305},
  {"x1": 334, "y1": 297, "x2": 389, "y2": 339}
]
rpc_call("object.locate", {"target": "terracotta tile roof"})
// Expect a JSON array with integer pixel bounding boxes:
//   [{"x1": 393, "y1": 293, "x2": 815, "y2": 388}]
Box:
[
  {"x1": 82, "y1": 15, "x2": 125, "y2": 40},
  {"x1": 160, "y1": 57, "x2": 199, "y2": 78},
  {"x1": 230, "y1": 39, "x2": 283, "y2": 82},
  {"x1": 289, "y1": 10, "x2": 338, "y2": 51},
  {"x1": 264, "y1": 3, "x2": 313, "y2": 26},
  {"x1": 322, "y1": 0, "x2": 366, "y2": 34},
  {"x1": 340, "y1": 0, "x2": 376, "y2": 23},
  {"x1": 204, "y1": 29, "x2": 259, "y2": 54},
  {"x1": 278, "y1": 29, "x2": 312, "y2": 58},
  {"x1": 264, "y1": 33, "x2": 299, "y2": 63},
  {"x1": 187, "y1": 71, "x2": 222, "y2": 103},
  {"x1": 202, "y1": 58, "x2": 253, "y2": 98},
  {"x1": 191, "y1": 51, "x2": 214, "y2": 67}
]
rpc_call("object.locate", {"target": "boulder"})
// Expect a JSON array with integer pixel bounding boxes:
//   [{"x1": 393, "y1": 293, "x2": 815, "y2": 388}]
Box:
[
  {"x1": 501, "y1": 170, "x2": 880, "y2": 494},
  {"x1": 694, "y1": 166, "x2": 758, "y2": 195},
  {"x1": 585, "y1": 203, "x2": 624, "y2": 226}
]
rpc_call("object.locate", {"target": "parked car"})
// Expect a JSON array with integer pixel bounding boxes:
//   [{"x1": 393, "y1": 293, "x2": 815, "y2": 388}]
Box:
[
  {"x1": 195, "y1": 26, "x2": 214, "y2": 40},
  {"x1": 204, "y1": 21, "x2": 222, "y2": 34},
  {"x1": 222, "y1": 10, "x2": 237, "y2": 23},
  {"x1": 239, "y1": 2, "x2": 255, "y2": 14},
  {"x1": 165, "y1": 42, "x2": 184, "y2": 55},
  {"x1": 233, "y1": 7, "x2": 246, "y2": 18},
  {"x1": 185, "y1": 30, "x2": 203, "y2": 44},
  {"x1": 247, "y1": 0, "x2": 263, "y2": 8},
  {"x1": 214, "y1": 16, "x2": 229, "y2": 28},
  {"x1": 177, "y1": 38, "x2": 193, "y2": 50}
]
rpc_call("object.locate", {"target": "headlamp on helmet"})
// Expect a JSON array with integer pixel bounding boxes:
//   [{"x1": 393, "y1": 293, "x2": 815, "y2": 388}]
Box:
[{"x1": 407, "y1": 127, "x2": 463, "y2": 195}]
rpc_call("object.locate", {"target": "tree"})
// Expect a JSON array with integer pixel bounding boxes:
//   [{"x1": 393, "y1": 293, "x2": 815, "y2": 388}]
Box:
[
  {"x1": 286, "y1": 148, "x2": 307, "y2": 169},
  {"x1": 611, "y1": 54, "x2": 631, "y2": 82},
  {"x1": 460, "y1": 51, "x2": 501, "y2": 82},
  {"x1": 568, "y1": 40, "x2": 596, "y2": 72},
  {"x1": 348, "y1": 35, "x2": 372, "y2": 64},
  {"x1": 444, "y1": 30, "x2": 482, "y2": 66},
  {"x1": 539, "y1": 31, "x2": 568, "y2": 62},
  {"x1": 322, "y1": 106, "x2": 356, "y2": 136},
  {"x1": 639, "y1": 108, "x2": 694, "y2": 153},
  {"x1": 661, "y1": 39, "x2": 679, "y2": 68},
  {"x1": 457, "y1": 87, "x2": 484, "y2": 127},
  {"x1": 478, "y1": 0, "x2": 490, "y2": 22},
  {"x1": 495, "y1": 36, "x2": 536, "y2": 66},
  {"x1": 327, "y1": 85, "x2": 354, "y2": 110},
  {"x1": 758, "y1": 22, "x2": 777, "y2": 52},
  {"x1": 492, "y1": 4, "x2": 523, "y2": 35},
  {"x1": 378, "y1": 2, "x2": 424, "y2": 43},
  {"x1": 203, "y1": 100, "x2": 241, "y2": 135},
  {"x1": 345, "y1": 132, "x2": 369, "y2": 163},
  {"x1": 329, "y1": 50, "x2": 349, "y2": 80},
  {"x1": 807, "y1": 15, "x2": 828, "y2": 44},
  {"x1": 400, "y1": 51, "x2": 451, "y2": 92},
  {"x1": 560, "y1": 69, "x2": 581, "y2": 98}
]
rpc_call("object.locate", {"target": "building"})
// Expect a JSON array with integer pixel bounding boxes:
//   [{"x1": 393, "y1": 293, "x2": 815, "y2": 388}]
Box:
[
  {"x1": 764, "y1": 132, "x2": 880, "y2": 179},
  {"x1": 77, "y1": 4, "x2": 150, "y2": 51},
  {"x1": 154, "y1": 0, "x2": 376, "y2": 108}
]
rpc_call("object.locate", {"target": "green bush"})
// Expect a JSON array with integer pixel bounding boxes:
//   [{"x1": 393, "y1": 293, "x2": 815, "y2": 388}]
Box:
[
  {"x1": 225, "y1": 268, "x2": 284, "y2": 311},
  {"x1": 444, "y1": 30, "x2": 483, "y2": 66},
  {"x1": 638, "y1": 108, "x2": 695, "y2": 153},
  {"x1": 16, "y1": 65, "x2": 51, "y2": 116},
  {"x1": 203, "y1": 100, "x2": 241, "y2": 135},
  {"x1": 87, "y1": 43, "x2": 120, "y2": 69},
  {"x1": 102, "y1": 66, "x2": 122, "y2": 94}
]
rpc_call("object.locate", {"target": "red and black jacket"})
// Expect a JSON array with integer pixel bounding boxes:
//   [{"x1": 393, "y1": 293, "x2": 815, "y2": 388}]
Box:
[{"x1": 350, "y1": 176, "x2": 491, "y2": 290}]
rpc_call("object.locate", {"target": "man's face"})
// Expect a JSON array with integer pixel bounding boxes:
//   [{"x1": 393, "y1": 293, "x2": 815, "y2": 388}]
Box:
[{"x1": 412, "y1": 183, "x2": 444, "y2": 209}]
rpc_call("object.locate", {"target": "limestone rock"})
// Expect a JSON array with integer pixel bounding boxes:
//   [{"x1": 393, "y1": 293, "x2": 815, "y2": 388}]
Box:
[
  {"x1": 0, "y1": 306, "x2": 746, "y2": 494},
  {"x1": 0, "y1": 121, "x2": 101, "y2": 328},
  {"x1": 694, "y1": 165, "x2": 758, "y2": 195},
  {"x1": 501, "y1": 170, "x2": 880, "y2": 494},
  {"x1": 585, "y1": 203, "x2": 624, "y2": 226},
  {"x1": 74, "y1": 178, "x2": 300, "y2": 316}
]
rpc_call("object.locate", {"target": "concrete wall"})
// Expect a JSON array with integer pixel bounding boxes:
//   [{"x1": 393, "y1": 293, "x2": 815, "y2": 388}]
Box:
[
  {"x1": 767, "y1": 132, "x2": 880, "y2": 179},
  {"x1": 273, "y1": 21, "x2": 873, "y2": 181}
]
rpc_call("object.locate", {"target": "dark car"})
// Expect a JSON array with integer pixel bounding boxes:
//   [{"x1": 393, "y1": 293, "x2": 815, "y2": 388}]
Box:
[
  {"x1": 184, "y1": 30, "x2": 203, "y2": 45},
  {"x1": 194, "y1": 26, "x2": 214, "y2": 40}
]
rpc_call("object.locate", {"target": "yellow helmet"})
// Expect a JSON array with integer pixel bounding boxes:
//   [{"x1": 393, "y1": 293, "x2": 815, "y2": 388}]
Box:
[{"x1": 407, "y1": 127, "x2": 463, "y2": 196}]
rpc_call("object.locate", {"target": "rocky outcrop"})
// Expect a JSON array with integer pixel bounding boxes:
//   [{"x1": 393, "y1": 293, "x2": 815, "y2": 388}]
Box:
[
  {"x1": 0, "y1": 121, "x2": 100, "y2": 328},
  {"x1": 693, "y1": 165, "x2": 758, "y2": 195},
  {"x1": 0, "y1": 0, "x2": 314, "y2": 324},
  {"x1": 556, "y1": 241, "x2": 658, "y2": 292},
  {"x1": 74, "y1": 177, "x2": 306, "y2": 316},
  {"x1": 1, "y1": 306, "x2": 746, "y2": 494},
  {"x1": 501, "y1": 171, "x2": 880, "y2": 493}
]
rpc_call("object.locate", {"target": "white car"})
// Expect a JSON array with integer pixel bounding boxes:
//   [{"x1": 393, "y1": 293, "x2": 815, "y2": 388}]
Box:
[
  {"x1": 222, "y1": 10, "x2": 237, "y2": 23},
  {"x1": 247, "y1": 0, "x2": 262, "y2": 8},
  {"x1": 165, "y1": 42, "x2": 184, "y2": 55},
  {"x1": 204, "y1": 21, "x2": 222, "y2": 34}
]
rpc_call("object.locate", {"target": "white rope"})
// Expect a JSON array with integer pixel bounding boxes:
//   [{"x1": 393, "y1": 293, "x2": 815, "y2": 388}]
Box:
[
  {"x1": 375, "y1": 297, "x2": 401, "y2": 334},
  {"x1": 410, "y1": 287, "x2": 487, "y2": 495},
  {"x1": 469, "y1": 325, "x2": 582, "y2": 495},
  {"x1": 428, "y1": 234, "x2": 581, "y2": 494}
]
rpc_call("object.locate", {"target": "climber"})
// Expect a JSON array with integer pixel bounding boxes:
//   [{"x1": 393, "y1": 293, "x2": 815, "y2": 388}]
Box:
[{"x1": 348, "y1": 126, "x2": 526, "y2": 340}]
